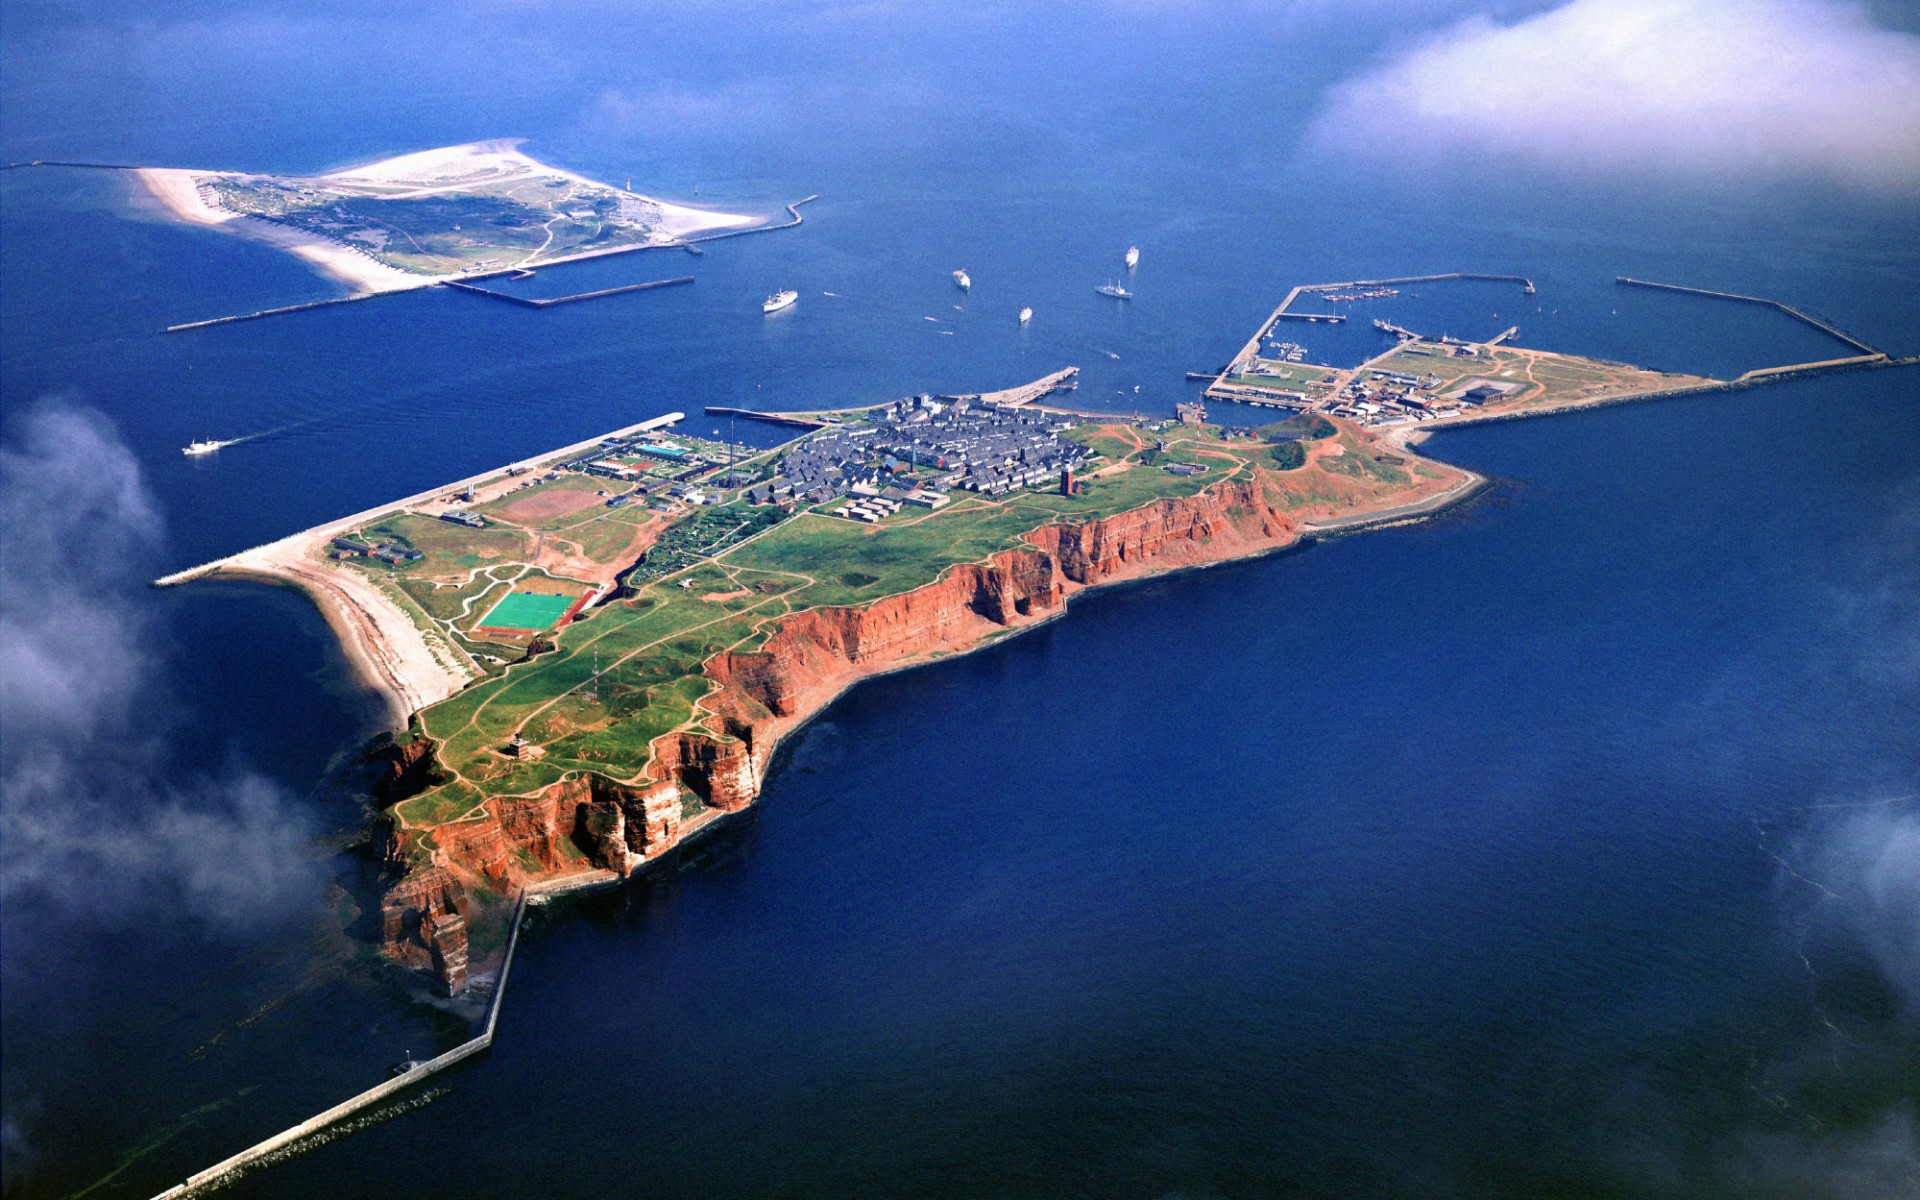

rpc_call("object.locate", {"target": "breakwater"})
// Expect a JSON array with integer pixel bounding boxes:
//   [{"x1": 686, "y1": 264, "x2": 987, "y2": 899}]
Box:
[
  {"x1": 444, "y1": 274, "x2": 694, "y2": 308},
  {"x1": 703, "y1": 406, "x2": 830, "y2": 429},
  {"x1": 1614, "y1": 276, "x2": 1884, "y2": 358},
  {"x1": 165, "y1": 292, "x2": 390, "y2": 333},
  {"x1": 682, "y1": 194, "x2": 818, "y2": 245},
  {"x1": 148, "y1": 891, "x2": 532, "y2": 1199}
]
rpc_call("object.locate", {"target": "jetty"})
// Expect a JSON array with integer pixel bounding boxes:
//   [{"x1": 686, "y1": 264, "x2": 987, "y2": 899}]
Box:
[{"x1": 152, "y1": 410, "x2": 697, "y2": 588}]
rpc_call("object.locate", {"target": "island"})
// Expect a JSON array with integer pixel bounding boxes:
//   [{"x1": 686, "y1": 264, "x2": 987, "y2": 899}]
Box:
[
  {"x1": 152, "y1": 274, "x2": 1910, "y2": 1002},
  {"x1": 140, "y1": 273, "x2": 1917, "y2": 1197},
  {"x1": 135, "y1": 139, "x2": 764, "y2": 296}
]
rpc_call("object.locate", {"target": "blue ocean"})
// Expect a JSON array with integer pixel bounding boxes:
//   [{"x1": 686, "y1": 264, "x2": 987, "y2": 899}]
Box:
[{"x1": 3, "y1": 4, "x2": 1918, "y2": 1198}]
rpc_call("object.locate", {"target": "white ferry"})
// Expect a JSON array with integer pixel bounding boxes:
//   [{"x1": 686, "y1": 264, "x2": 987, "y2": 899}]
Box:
[
  {"x1": 1019, "y1": 306, "x2": 1033, "y2": 324},
  {"x1": 762, "y1": 289, "x2": 798, "y2": 313},
  {"x1": 952, "y1": 269, "x2": 971, "y2": 291},
  {"x1": 1096, "y1": 282, "x2": 1133, "y2": 299},
  {"x1": 182, "y1": 438, "x2": 225, "y2": 456},
  {"x1": 1125, "y1": 245, "x2": 1140, "y2": 268}
]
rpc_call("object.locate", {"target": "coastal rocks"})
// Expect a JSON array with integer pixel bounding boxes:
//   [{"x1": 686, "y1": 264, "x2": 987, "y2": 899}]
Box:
[
  {"x1": 657, "y1": 729, "x2": 759, "y2": 812},
  {"x1": 710, "y1": 550, "x2": 1066, "y2": 720},
  {"x1": 380, "y1": 866, "x2": 470, "y2": 996},
  {"x1": 575, "y1": 780, "x2": 683, "y2": 874},
  {"x1": 374, "y1": 734, "x2": 444, "y2": 803},
  {"x1": 1036, "y1": 481, "x2": 1290, "y2": 584}
]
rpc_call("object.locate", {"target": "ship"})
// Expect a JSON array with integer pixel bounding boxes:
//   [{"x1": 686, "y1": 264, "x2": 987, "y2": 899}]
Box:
[
  {"x1": 1096, "y1": 282, "x2": 1133, "y2": 299},
  {"x1": 1125, "y1": 245, "x2": 1140, "y2": 269},
  {"x1": 182, "y1": 438, "x2": 225, "y2": 456},
  {"x1": 952, "y1": 269, "x2": 971, "y2": 291},
  {"x1": 762, "y1": 289, "x2": 798, "y2": 313},
  {"x1": 1019, "y1": 306, "x2": 1033, "y2": 324}
]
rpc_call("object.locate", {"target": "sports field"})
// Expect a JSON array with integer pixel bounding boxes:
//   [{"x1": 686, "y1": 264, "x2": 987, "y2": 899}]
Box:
[{"x1": 478, "y1": 589, "x2": 578, "y2": 633}]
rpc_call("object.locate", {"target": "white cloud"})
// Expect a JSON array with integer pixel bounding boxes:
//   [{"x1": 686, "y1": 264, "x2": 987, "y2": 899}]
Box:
[
  {"x1": 1308, "y1": 0, "x2": 1920, "y2": 192},
  {"x1": 0, "y1": 399, "x2": 319, "y2": 930}
]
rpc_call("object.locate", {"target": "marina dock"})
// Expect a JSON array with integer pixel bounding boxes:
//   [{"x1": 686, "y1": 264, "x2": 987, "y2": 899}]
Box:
[{"x1": 1205, "y1": 271, "x2": 1541, "y2": 403}]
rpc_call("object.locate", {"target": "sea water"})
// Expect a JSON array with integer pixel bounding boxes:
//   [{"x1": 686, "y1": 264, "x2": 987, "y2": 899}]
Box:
[{"x1": 3, "y1": 5, "x2": 1917, "y2": 1198}]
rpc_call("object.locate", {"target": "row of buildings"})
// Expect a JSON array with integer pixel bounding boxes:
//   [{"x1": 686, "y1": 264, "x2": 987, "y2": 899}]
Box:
[{"x1": 746, "y1": 396, "x2": 1094, "y2": 508}]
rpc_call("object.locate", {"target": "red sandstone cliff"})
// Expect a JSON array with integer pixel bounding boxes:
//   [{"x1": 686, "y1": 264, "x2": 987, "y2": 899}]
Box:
[{"x1": 380, "y1": 478, "x2": 1303, "y2": 991}]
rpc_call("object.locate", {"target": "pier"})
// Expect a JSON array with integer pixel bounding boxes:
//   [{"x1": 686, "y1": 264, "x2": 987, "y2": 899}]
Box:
[
  {"x1": 443, "y1": 275, "x2": 693, "y2": 308},
  {"x1": 1303, "y1": 272, "x2": 1537, "y2": 295},
  {"x1": 963, "y1": 366, "x2": 1081, "y2": 407}
]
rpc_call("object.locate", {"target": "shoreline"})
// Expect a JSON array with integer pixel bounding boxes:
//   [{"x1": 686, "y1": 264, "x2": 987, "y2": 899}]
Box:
[{"x1": 132, "y1": 167, "x2": 431, "y2": 295}]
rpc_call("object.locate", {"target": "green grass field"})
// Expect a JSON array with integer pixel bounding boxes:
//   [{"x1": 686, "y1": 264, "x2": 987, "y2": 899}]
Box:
[{"x1": 477, "y1": 590, "x2": 579, "y2": 633}]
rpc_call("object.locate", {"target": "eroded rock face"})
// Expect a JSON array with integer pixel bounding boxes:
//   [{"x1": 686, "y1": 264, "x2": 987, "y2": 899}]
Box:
[
  {"x1": 375, "y1": 735, "x2": 443, "y2": 802},
  {"x1": 380, "y1": 482, "x2": 1299, "y2": 993},
  {"x1": 380, "y1": 866, "x2": 470, "y2": 996},
  {"x1": 575, "y1": 779, "x2": 683, "y2": 874}
]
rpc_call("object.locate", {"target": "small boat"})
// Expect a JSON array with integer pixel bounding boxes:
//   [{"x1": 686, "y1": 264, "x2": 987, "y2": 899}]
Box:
[
  {"x1": 1125, "y1": 245, "x2": 1140, "y2": 269},
  {"x1": 762, "y1": 290, "x2": 798, "y2": 313},
  {"x1": 952, "y1": 270, "x2": 971, "y2": 291},
  {"x1": 182, "y1": 438, "x2": 224, "y2": 456},
  {"x1": 682, "y1": 243, "x2": 704, "y2": 256},
  {"x1": 1019, "y1": 306, "x2": 1033, "y2": 324},
  {"x1": 1096, "y1": 282, "x2": 1132, "y2": 300}
]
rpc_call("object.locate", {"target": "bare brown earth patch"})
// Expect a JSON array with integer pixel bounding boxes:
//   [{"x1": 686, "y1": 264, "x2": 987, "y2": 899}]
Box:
[{"x1": 498, "y1": 489, "x2": 606, "y2": 523}]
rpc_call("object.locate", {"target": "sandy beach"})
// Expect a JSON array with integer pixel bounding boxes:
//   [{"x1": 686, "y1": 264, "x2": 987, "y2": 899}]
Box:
[
  {"x1": 217, "y1": 539, "x2": 479, "y2": 729},
  {"x1": 321, "y1": 139, "x2": 755, "y2": 241},
  {"x1": 134, "y1": 167, "x2": 431, "y2": 294}
]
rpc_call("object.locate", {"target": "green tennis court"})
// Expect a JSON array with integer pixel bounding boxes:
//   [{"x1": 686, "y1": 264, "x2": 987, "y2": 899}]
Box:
[{"x1": 477, "y1": 589, "x2": 577, "y2": 633}]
